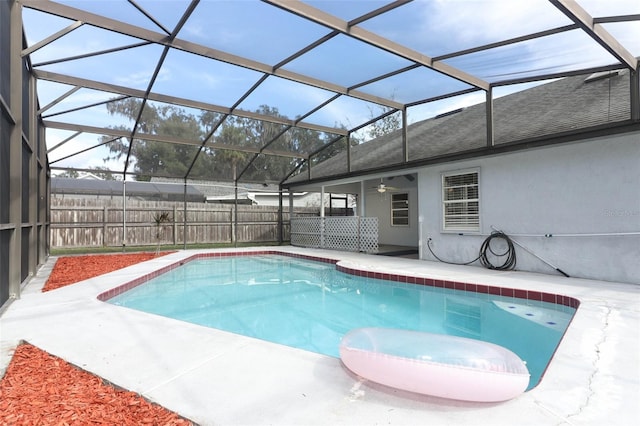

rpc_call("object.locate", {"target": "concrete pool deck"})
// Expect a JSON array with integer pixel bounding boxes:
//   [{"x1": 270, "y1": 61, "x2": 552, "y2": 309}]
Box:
[{"x1": 1, "y1": 247, "x2": 638, "y2": 425}]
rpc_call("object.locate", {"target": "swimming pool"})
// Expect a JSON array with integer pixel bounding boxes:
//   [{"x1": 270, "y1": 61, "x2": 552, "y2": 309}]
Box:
[{"x1": 102, "y1": 252, "x2": 577, "y2": 390}]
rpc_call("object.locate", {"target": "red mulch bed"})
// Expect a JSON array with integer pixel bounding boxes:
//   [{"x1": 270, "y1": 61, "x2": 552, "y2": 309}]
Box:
[
  {"x1": 1, "y1": 252, "x2": 192, "y2": 425},
  {"x1": 0, "y1": 343, "x2": 191, "y2": 425},
  {"x1": 43, "y1": 252, "x2": 173, "y2": 292}
]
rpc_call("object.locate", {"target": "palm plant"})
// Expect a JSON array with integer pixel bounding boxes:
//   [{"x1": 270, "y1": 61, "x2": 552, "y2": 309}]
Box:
[{"x1": 152, "y1": 211, "x2": 171, "y2": 254}]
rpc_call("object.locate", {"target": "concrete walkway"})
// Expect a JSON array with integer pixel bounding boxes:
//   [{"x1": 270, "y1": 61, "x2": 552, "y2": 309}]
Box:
[{"x1": 1, "y1": 247, "x2": 638, "y2": 425}]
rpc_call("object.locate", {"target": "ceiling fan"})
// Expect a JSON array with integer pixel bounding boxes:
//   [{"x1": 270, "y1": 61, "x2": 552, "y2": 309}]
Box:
[{"x1": 370, "y1": 178, "x2": 399, "y2": 194}]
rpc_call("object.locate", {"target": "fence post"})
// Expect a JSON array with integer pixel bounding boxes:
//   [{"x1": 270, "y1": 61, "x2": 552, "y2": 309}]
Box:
[
  {"x1": 173, "y1": 205, "x2": 178, "y2": 245},
  {"x1": 102, "y1": 206, "x2": 107, "y2": 247},
  {"x1": 122, "y1": 181, "x2": 127, "y2": 252},
  {"x1": 229, "y1": 207, "x2": 236, "y2": 243}
]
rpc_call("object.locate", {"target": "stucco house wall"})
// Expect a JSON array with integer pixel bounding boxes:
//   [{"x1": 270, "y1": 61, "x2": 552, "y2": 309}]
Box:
[
  {"x1": 367, "y1": 187, "x2": 419, "y2": 247},
  {"x1": 418, "y1": 132, "x2": 639, "y2": 284}
]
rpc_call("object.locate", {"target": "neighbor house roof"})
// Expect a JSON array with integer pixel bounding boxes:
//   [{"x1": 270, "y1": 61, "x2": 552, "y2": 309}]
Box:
[
  {"x1": 150, "y1": 177, "x2": 278, "y2": 198},
  {"x1": 51, "y1": 178, "x2": 205, "y2": 201}
]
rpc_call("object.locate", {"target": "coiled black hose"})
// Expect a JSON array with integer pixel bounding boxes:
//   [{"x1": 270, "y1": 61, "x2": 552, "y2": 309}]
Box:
[
  {"x1": 478, "y1": 231, "x2": 516, "y2": 270},
  {"x1": 426, "y1": 231, "x2": 517, "y2": 271}
]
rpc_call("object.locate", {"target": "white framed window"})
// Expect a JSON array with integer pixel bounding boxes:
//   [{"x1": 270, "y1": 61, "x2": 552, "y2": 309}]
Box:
[
  {"x1": 442, "y1": 169, "x2": 479, "y2": 232},
  {"x1": 391, "y1": 193, "x2": 409, "y2": 226}
]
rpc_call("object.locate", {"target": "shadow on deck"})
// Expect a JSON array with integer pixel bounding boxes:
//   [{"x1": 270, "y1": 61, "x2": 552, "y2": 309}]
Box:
[{"x1": 376, "y1": 245, "x2": 419, "y2": 258}]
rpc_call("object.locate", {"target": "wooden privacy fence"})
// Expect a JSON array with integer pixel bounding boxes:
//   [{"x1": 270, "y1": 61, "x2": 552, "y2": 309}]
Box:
[{"x1": 49, "y1": 198, "x2": 320, "y2": 248}]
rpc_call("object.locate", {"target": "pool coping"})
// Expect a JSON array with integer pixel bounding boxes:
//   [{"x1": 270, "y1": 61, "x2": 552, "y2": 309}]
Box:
[
  {"x1": 97, "y1": 250, "x2": 580, "y2": 310},
  {"x1": 1, "y1": 247, "x2": 639, "y2": 425}
]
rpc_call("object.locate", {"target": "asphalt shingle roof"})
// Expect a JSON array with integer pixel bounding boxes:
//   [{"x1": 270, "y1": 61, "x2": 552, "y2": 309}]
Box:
[{"x1": 288, "y1": 69, "x2": 632, "y2": 182}]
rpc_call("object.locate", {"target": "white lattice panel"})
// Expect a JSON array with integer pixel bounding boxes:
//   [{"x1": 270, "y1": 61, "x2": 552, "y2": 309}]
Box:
[
  {"x1": 290, "y1": 216, "x2": 378, "y2": 253},
  {"x1": 359, "y1": 217, "x2": 379, "y2": 253},
  {"x1": 325, "y1": 217, "x2": 359, "y2": 251},
  {"x1": 290, "y1": 217, "x2": 322, "y2": 248}
]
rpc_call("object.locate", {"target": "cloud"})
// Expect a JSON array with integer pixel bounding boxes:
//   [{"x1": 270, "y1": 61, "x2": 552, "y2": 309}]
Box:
[
  {"x1": 412, "y1": 0, "x2": 637, "y2": 59},
  {"x1": 579, "y1": 0, "x2": 639, "y2": 16},
  {"x1": 410, "y1": 0, "x2": 639, "y2": 81},
  {"x1": 183, "y1": 20, "x2": 241, "y2": 47},
  {"x1": 426, "y1": 0, "x2": 570, "y2": 47},
  {"x1": 40, "y1": 89, "x2": 118, "y2": 115},
  {"x1": 115, "y1": 70, "x2": 155, "y2": 88},
  {"x1": 47, "y1": 129, "x2": 123, "y2": 172}
]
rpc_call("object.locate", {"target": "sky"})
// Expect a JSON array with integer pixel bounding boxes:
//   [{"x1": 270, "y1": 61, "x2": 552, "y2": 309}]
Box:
[{"x1": 20, "y1": 0, "x2": 640, "y2": 176}]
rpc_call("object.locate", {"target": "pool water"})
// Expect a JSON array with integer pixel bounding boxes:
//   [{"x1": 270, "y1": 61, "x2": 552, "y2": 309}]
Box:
[{"x1": 107, "y1": 254, "x2": 575, "y2": 390}]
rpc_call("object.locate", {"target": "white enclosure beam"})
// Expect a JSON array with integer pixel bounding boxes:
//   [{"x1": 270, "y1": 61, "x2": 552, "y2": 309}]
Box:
[
  {"x1": 20, "y1": 0, "x2": 402, "y2": 110},
  {"x1": 43, "y1": 120, "x2": 307, "y2": 159},
  {"x1": 21, "y1": 20, "x2": 83, "y2": 56},
  {"x1": 264, "y1": 0, "x2": 490, "y2": 91},
  {"x1": 34, "y1": 70, "x2": 348, "y2": 136},
  {"x1": 550, "y1": 0, "x2": 638, "y2": 70}
]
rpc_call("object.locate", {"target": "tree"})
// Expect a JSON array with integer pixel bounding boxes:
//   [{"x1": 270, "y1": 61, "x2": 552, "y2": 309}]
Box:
[
  {"x1": 219, "y1": 105, "x2": 305, "y2": 183},
  {"x1": 239, "y1": 106, "x2": 293, "y2": 182},
  {"x1": 102, "y1": 99, "x2": 209, "y2": 180},
  {"x1": 365, "y1": 105, "x2": 402, "y2": 140},
  {"x1": 213, "y1": 117, "x2": 252, "y2": 181},
  {"x1": 98, "y1": 99, "x2": 353, "y2": 184},
  {"x1": 304, "y1": 121, "x2": 356, "y2": 169},
  {"x1": 56, "y1": 170, "x2": 79, "y2": 178},
  {"x1": 88, "y1": 166, "x2": 117, "y2": 180}
]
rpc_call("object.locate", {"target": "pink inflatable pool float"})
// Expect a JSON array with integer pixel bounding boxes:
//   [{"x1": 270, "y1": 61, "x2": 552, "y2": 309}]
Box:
[{"x1": 339, "y1": 328, "x2": 530, "y2": 402}]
